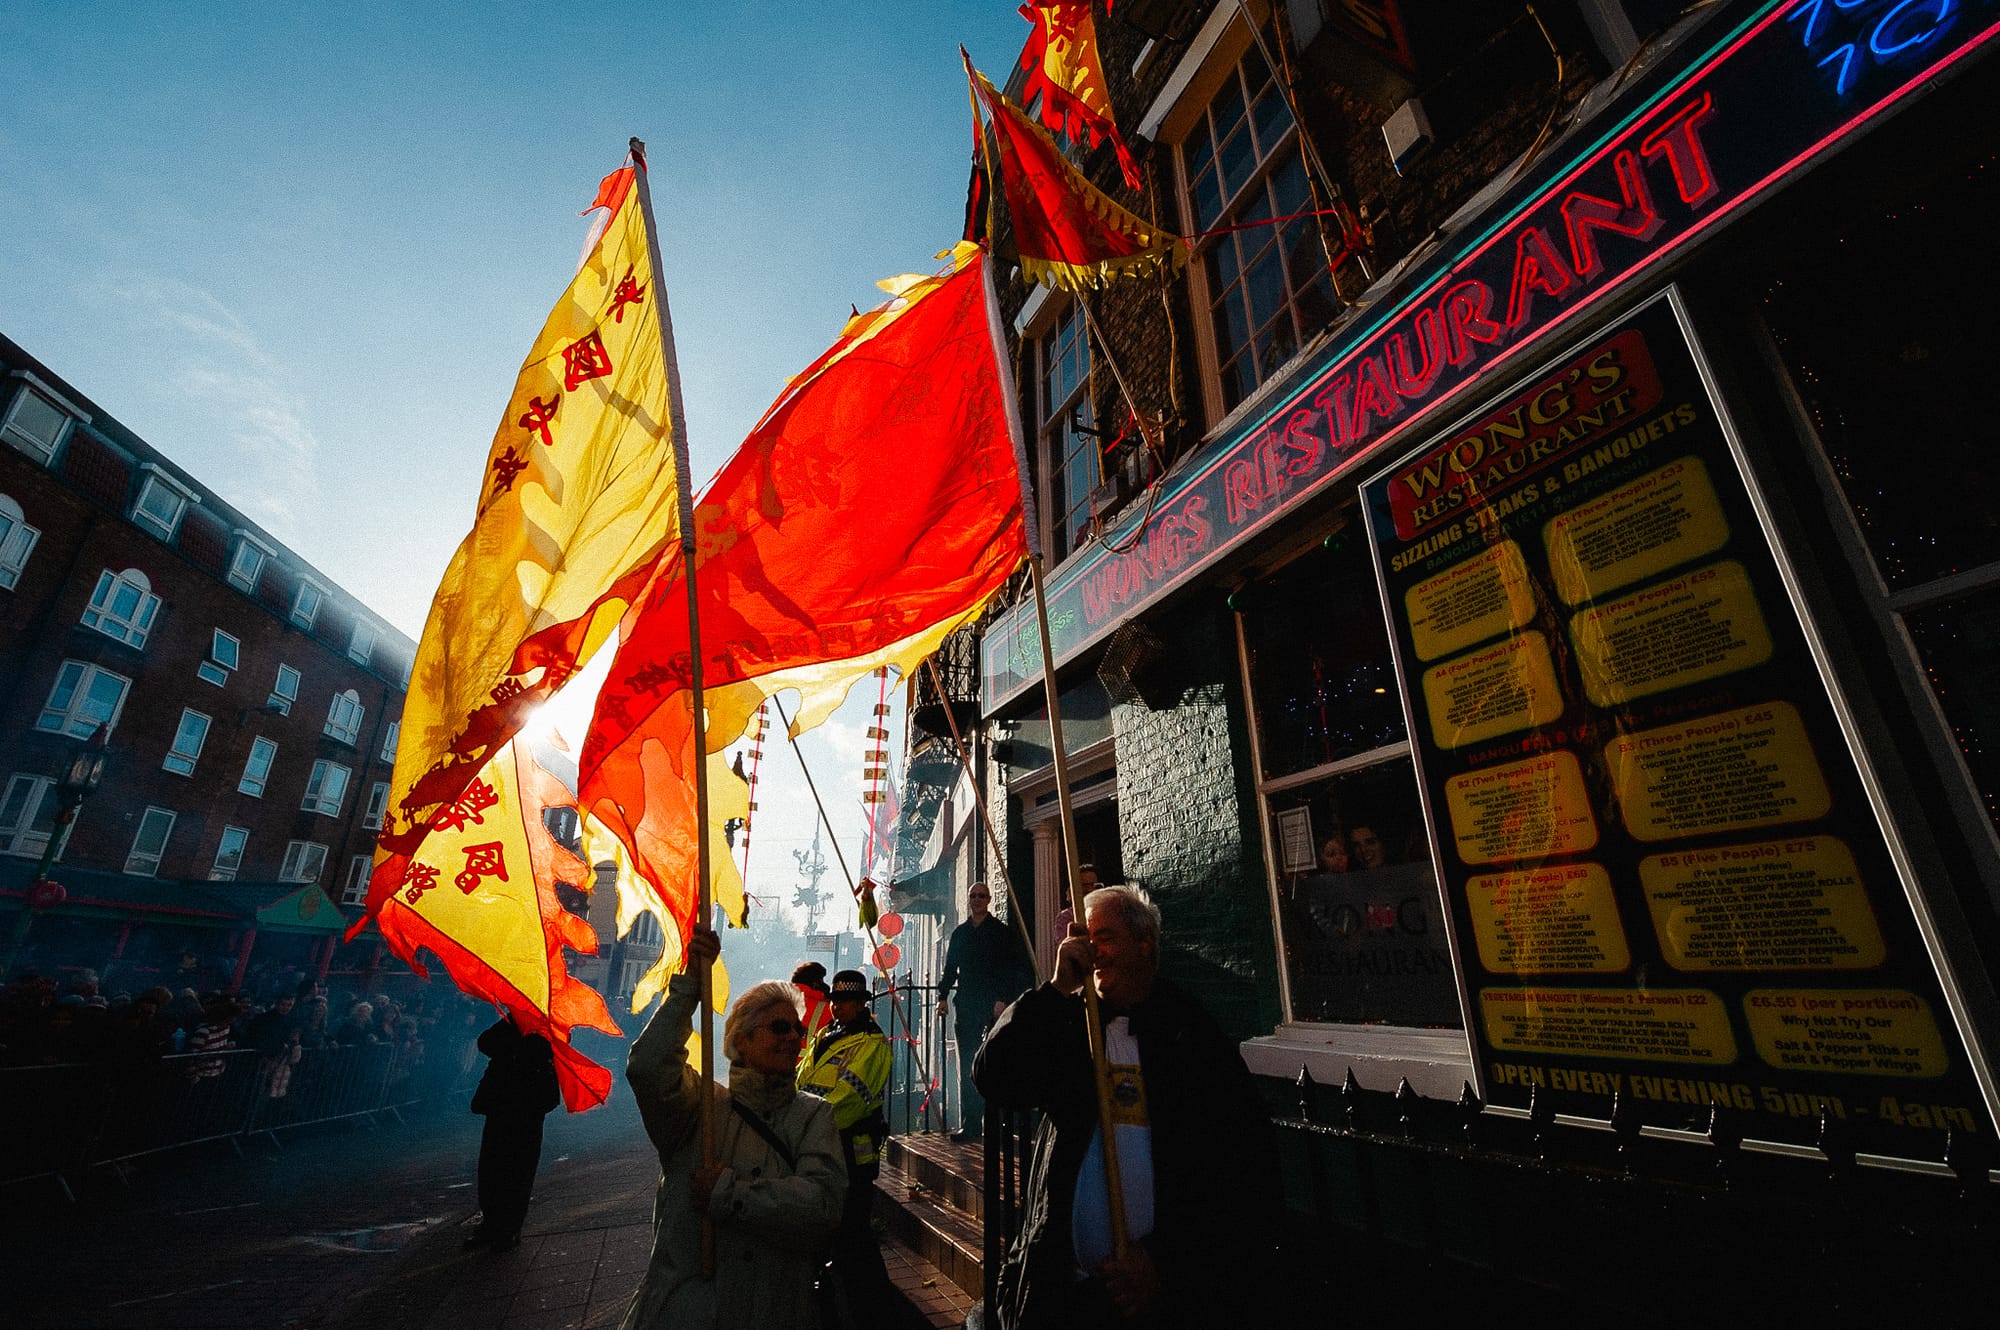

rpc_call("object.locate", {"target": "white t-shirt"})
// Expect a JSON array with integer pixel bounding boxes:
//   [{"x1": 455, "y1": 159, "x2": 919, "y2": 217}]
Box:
[{"x1": 1070, "y1": 1016, "x2": 1155, "y2": 1272}]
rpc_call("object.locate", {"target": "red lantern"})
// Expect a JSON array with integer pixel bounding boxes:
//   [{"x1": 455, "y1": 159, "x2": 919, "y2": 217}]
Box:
[
  {"x1": 28, "y1": 879, "x2": 67, "y2": 911},
  {"x1": 877, "y1": 911, "x2": 904, "y2": 939},
  {"x1": 872, "y1": 943, "x2": 901, "y2": 970}
]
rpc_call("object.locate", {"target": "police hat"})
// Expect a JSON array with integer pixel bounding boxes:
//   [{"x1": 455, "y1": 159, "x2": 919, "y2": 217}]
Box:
[{"x1": 829, "y1": 970, "x2": 874, "y2": 1001}]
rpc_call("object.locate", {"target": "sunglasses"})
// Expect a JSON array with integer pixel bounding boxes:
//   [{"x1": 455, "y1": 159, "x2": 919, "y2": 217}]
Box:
[{"x1": 762, "y1": 1018, "x2": 805, "y2": 1037}]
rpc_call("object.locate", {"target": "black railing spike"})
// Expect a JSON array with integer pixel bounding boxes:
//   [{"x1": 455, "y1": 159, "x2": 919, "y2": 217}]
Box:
[
  {"x1": 1295, "y1": 1063, "x2": 1318, "y2": 1123},
  {"x1": 1341, "y1": 1068, "x2": 1363, "y2": 1131},
  {"x1": 1458, "y1": 1082, "x2": 1483, "y2": 1148},
  {"x1": 1528, "y1": 1085, "x2": 1555, "y2": 1158},
  {"x1": 1818, "y1": 1110, "x2": 1854, "y2": 1178},
  {"x1": 1610, "y1": 1089, "x2": 1641, "y2": 1170},
  {"x1": 1395, "y1": 1078, "x2": 1419, "y2": 1138}
]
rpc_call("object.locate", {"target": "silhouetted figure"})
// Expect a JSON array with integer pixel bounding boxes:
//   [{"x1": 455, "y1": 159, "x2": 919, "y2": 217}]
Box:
[{"x1": 466, "y1": 1015, "x2": 560, "y2": 1251}]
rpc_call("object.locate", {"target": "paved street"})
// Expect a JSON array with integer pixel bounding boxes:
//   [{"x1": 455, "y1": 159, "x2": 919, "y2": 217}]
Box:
[{"x1": 9, "y1": 1091, "x2": 661, "y2": 1330}]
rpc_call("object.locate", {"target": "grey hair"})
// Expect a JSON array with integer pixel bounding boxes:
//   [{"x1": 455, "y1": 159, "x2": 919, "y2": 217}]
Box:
[
  {"x1": 1083, "y1": 884, "x2": 1160, "y2": 953},
  {"x1": 723, "y1": 980, "x2": 804, "y2": 1064}
]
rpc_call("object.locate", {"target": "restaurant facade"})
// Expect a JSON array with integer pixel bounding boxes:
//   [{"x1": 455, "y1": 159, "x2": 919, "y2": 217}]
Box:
[{"x1": 960, "y1": 0, "x2": 2000, "y2": 1309}]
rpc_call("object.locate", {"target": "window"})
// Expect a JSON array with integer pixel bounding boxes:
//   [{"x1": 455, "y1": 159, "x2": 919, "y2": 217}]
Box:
[
  {"x1": 0, "y1": 494, "x2": 39, "y2": 590},
  {"x1": 380, "y1": 720, "x2": 400, "y2": 764},
  {"x1": 1180, "y1": 37, "x2": 1337, "y2": 416},
  {"x1": 210, "y1": 825, "x2": 249, "y2": 881},
  {"x1": 163, "y1": 708, "x2": 212, "y2": 776},
  {"x1": 364, "y1": 781, "x2": 389, "y2": 830},
  {"x1": 37, "y1": 660, "x2": 131, "y2": 738},
  {"x1": 124, "y1": 807, "x2": 175, "y2": 876},
  {"x1": 239, "y1": 736, "x2": 278, "y2": 797},
  {"x1": 349, "y1": 620, "x2": 376, "y2": 665},
  {"x1": 1239, "y1": 534, "x2": 1460, "y2": 1029},
  {"x1": 80, "y1": 567, "x2": 161, "y2": 647},
  {"x1": 0, "y1": 775, "x2": 62, "y2": 857},
  {"x1": 1035, "y1": 300, "x2": 1099, "y2": 563},
  {"x1": 302, "y1": 760, "x2": 351, "y2": 816},
  {"x1": 197, "y1": 629, "x2": 240, "y2": 688},
  {"x1": 1, "y1": 378, "x2": 80, "y2": 463},
  {"x1": 227, "y1": 532, "x2": 271, "y2": 593},
  {"x1": 324, "y1": 689, "x2": 364, "y2": 745},
  {"x1": 131, "y1": 465, "x2": 196, "y2": 541},
  {"x1": 291, "y1": 578, "x2": 325, "y2": 629},
  {"x1": 342, "y1": 855, "x2": 372, "y2": 906},
  {"x1": 281, "y1": 840, "x2": 328, "y2": 884},
  {"x1": 270, "y1": 663, "x2": 301, "y2": 715}
]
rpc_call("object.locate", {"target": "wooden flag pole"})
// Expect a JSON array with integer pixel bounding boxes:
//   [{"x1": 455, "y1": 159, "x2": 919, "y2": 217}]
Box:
[
  {"x1": 921, "y1": 655, "x2": 1039, "y2": 966},
  {"x1": 629, "y1": 137, "x2": 718, "y2": 1277},
  {"x1": 1027, "y1": 553, "x2": 1128, "y2": 1257}
]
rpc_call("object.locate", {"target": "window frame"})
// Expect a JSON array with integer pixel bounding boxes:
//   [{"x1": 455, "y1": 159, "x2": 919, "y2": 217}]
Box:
[
  {"x1": 1030, "y1": 296, "x2": 1100, "y2": 565},
  {"x1": 124, "y1": 806, "x2": 176, "y2": 877},
  {"x1": 291, "y1": 578, "x2": 326, "y2": 630},
  {"x1": 302, "y1": 759, "x2": 352, "y2": 817},
  {"x1": 37, "y1": 660, "x2": 132, "y2": 739},
  {"x1": 0, "y1": 493, "x2": 40, "y2": 590},
  {"x1": 271, "y1": 663, "x2": 302, "y2": 715},
  {"x1": 363, "y1": 780, "x2": 390, "y2": 831},
  {"x1": 80, "y1": 567, "x2": 161, "y2": 648},
  {"x1": 130, "y1": 465, "x2": 198, "y2": 541},
  {"x1": 0, "y1": 774, "x2": 63, "y2": 858},
  {"x1": 163, "y1": 708, "x2": 212, "y2": 777},
  {"x1": 281, "y1": 839, "x2": 328, "y2": 885},
  {"x1": 239, "y1": 735, "x2": 279, "y2": 797},
  {"x1": 379, "y1": 720, "x2": 400, "y2": 764},
  {"x1": 342, "y1": 855, "x2": 372, "y2": 906},
  {"x1": 211, "y1": 825, "x2": 250, "y2": 881},
  {"x1": 227, "y1": 530, "x2": 273, "y2": 594},
  {"x1": 349, "y1": 620, "x2": 377, "y2": 666},
  {"x1": 197, "y1": 629, "x2": 240, "y2": 689},
  {"x1": 324, "y1": 689, "x2": 364, "y2": 745},
  {"x1": 1, "y1": 375, "x2": 86, "y2": 464}
]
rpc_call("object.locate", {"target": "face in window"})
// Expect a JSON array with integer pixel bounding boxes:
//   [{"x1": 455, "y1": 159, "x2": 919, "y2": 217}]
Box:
[
  {"x1": 1317, "y1": 836, "x2": 1349, "y2": 874},
  {"x1": 1348, "y1": 824, "x2": 1386, "y2": 870}
]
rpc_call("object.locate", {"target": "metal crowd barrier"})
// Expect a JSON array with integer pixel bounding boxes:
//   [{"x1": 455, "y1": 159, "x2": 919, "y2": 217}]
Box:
[{"x1": 0, "y1": 1041, "x2": 482, "y2": 1200}]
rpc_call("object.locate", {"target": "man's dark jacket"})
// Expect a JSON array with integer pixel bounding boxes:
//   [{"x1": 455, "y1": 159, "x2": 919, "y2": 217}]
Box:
[
  {"x1": 471, "y1": 1018, "x2": 560, "y2": 1116},
  {"x1": 973, "y1": 978, "x2": 1280, "y2": 1329}
]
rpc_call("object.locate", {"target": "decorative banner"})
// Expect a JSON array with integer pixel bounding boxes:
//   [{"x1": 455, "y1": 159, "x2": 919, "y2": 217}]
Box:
[
  {"x1": 1017, "y1": 2, "x2": 1141, "y2": 189},
  {"x1": 1359, "y1": 291, "x2": 1990, "y2": 1159}
]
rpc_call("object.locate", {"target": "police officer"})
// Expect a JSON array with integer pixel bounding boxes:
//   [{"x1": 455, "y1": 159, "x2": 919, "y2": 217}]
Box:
[{"x1": 797, "y1": 969, "x2": 900, "y2": 1327}]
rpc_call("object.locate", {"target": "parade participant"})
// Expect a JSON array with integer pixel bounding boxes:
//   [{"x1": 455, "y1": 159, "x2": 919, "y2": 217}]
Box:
[
  {"x1": 792, "y1": 961, "x2": 834, "y2": 1041},
  {"x1": 937, "y1": 881, "x2": 1033, "y2": 1142},
  {"x1": 974, "y1": 885, "x2": 1279, "y2": 1328},
  {"x1": 796, "y1": 969, "x2": 904, "y2": 1327},
  {"x1": 465, "y1": 1014, "x2": 561, "y2": 1251},
  {"x1": 622, "y1": 924, "x2": 844, "y2": 1330}
]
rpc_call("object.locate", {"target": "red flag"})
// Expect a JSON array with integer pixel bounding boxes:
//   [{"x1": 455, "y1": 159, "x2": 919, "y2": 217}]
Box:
[
  {"x1": 1019, "y1": 3, "x2": 1141, "y2": 190},
  {"x1": 579, "y1": 247, "x2": 1029, "y2": 959},
  {"x1": 968, "y1": 58, "x2": 1183, "y2": 292}
]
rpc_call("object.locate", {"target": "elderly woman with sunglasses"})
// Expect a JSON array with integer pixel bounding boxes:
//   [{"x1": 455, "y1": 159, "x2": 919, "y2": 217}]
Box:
[{"x1": 621, "y1": 924, "x2": 844, "y2": 1330}]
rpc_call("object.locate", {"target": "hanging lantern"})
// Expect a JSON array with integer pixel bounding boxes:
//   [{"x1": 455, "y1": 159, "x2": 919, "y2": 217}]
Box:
[
  {"x1": 872, "y1": 943, "x2": 901, "y2": 970},
  {"x1": 877, "y1": 911, "x2": 904, "y2": 939}
]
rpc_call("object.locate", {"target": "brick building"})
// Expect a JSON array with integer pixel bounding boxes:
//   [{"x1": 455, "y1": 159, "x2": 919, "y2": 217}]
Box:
[
  {"x1": 1, "y1": 332, "x2": 413, "y2": 991},
  {"x1": 926, "y1": 0, "x2": 2000, "y2": 1315}
]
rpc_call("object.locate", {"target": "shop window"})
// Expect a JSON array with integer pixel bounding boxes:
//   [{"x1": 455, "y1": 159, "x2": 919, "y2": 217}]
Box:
[
  {"x1": 211, "y1": 825, "x2": 249, "y2": 881},
  {"x1": 302, "y1": 759, "x2": 351, "y2": 816},
  {"x1": 1037, "y1": 299, "x2": 1098, "y2": 562},
  {"x1": 124, "y1": 807, "x2": 175, "y2": 876},
  {"x1": 0, "y1": 493, "x2": 40, "y2": 590},
  {"x1": 37, "y1": 660, "x2": 131, "y2": 738},
  {"x1": 1179, "y1": 35, "x2": 1337, "y2": 417},
  {"x1": 163, "y1": 708, "x2": 211, "y2": 777},
  {"x1": 1238, "y1": 532, "x2": 1461, "y2": 1029},
  {"x1": 239, "y1": 736, "x2": 278, "y2": 797},
  {"x1": 324, "y1": 689, "x2": 364, "y2": 744},
  {"x1": 1, "y1": 379, "x2": 76, "y2": 463},
  {"x1": 1762, "y1": 147, "x2": 2000, "y2": 843},
  {"x1": 270, "y1": 662, "x2": 301, "y2": 715},
  {"x1": 81, "y1": 567, "x2": 161, "y2": 648},
  {"x1": 281, "y1": 839, "x2": 328, "y2": 884},
  {"x1": 0, "y1": 774, "x2": 62, "y2": 857}
]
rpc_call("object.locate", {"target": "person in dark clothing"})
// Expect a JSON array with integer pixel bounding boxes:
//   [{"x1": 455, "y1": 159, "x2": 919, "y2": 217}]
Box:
[
  {"x1": 974, "y1": 884, "x2": 1280, "y2": 1329},
  {"x1": 466, "y1": 1015, "x2": 561, "y2": 1251},
  {"x1": 936, "y1": 881, "x2": 1033, "y2": 1142}
]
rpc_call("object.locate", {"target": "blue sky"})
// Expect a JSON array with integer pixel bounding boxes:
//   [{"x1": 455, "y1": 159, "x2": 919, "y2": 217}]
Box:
[{"x1": 1, "y1": 1, "x2": 1032, "y2": 952}]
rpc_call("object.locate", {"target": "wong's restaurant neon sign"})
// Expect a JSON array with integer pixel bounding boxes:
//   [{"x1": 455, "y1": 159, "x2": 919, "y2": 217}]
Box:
[{"x1": 983, "y1": 0, "x2": 1998, "y2": 710}]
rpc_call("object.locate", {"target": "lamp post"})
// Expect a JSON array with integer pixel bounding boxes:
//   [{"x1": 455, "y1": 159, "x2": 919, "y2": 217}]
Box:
[{"x1": 2, "y1": 726, "x2": 108, "y2": 975}]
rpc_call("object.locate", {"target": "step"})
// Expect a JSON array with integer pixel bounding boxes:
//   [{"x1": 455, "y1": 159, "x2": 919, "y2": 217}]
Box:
[
  {"x1": 884, "y1": 1133, "x2": 987, "y2": 1221},
  {"x1": 881, "y1": 1232, "x2": 978, "y2": 1330},
  {"x1": 875, "y1": 1157, "x2": 985, "y2": 1305}
]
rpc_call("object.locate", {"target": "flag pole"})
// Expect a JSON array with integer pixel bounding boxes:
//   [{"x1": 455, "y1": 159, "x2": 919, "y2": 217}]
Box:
[
  {"x1": 1027, "y1": 554, "x2": 1128, "y2": 1257},
  {"x1": 921, "y1": 655, "x2": 1039, "y2": 966},
  {"x1": 629, "y1": 136, "x2": 719, "y2": 1276}
]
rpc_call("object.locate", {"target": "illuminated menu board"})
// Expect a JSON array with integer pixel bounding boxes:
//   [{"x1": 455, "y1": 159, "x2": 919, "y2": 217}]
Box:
[{"x1": 1360, "y1": 292, "x2": 1990, "y2": 1157}]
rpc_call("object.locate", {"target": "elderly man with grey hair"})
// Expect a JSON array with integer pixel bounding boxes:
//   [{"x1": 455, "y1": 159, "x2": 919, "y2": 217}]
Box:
[
  {"x1": 621, "y1": 924, "x2": 844, "y2": 1330},
  {"x1": 974, "y1": 884, "x2": 1279, "y2": 1329}
]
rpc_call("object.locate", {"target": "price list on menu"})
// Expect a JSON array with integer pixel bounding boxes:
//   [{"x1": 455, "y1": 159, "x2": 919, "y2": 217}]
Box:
[{"x1": 1359, "y1": 293, "x2": 1989, "y2": 1156}]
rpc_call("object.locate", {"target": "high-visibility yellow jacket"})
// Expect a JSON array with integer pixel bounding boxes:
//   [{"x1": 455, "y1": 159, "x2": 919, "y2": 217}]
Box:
[{"x1": 796, "y1": 1015, "x2": 892, "y2": 1174}]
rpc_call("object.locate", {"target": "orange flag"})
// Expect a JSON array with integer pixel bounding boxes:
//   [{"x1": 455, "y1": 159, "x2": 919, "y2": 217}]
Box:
[
  {"x1": 353, "y1": 153, "x2": 686, "y2": 1109},
  {"x1": 578, "y1": 246, "x2": 1030, "y2": 991},
  {"x1": 969, "y1": 58, "x2": 1183, "y2": 291},
  {"x1": 1019, "y1": 2, "x2": 1140, "y2": 190}
]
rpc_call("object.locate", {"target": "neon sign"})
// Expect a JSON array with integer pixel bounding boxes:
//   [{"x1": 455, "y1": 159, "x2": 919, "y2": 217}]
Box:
[{"x1": 983, "y1": 0, "x2": 1999, "y2": 711}]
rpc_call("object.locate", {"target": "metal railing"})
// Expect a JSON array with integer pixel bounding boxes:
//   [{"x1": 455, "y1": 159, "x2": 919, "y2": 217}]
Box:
[{"x1": 1, "y1": 1041, "x2": 480, "y2": 1200}]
